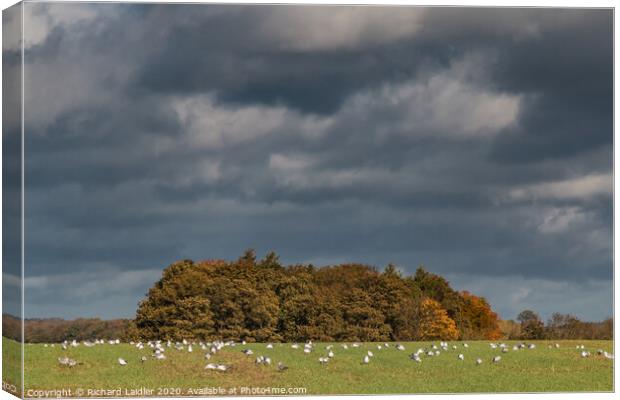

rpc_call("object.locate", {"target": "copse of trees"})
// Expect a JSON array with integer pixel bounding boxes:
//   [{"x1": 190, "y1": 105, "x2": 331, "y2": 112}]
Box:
[
  {"x1": 545, "y1": 312, "x2": 613, "y2": 340},
  {"x1": 2, "y1": 252, "x2": 612, "y2": 343},
  {"x1": 133, "y1": 250, "x2": 503, "y2": 342},
  {"x1": 499, "y1": 310, "x2": 613, "y2": 340},
  {"x1": 2, "y1": 314, "x2": 133, "y2": 343}
]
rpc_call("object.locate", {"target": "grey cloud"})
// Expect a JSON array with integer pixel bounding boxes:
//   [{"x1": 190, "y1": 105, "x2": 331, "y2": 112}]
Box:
[{"x1": 17, "y1": 4, "x2": 612, "y2": 320}]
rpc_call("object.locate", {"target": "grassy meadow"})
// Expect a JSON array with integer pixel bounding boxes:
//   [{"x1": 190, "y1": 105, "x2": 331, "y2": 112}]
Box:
[{"x1": 3, "y1": 337, "x2": 613, "y2": 396}]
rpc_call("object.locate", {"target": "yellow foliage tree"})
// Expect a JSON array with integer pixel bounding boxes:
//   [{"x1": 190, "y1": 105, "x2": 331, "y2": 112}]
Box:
[{"x1": 418, "y1": 298, "x2": 459, "y2": 340}]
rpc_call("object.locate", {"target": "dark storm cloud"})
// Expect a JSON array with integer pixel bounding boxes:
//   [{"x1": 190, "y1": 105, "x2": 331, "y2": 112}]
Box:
[
  {"x1": 488, "y1": 12, "x2": 613, "y2": 164},
  {"x1": 131, "y1": 6, "x2": 455, "y2": 114},
  {"x1": 17, "y1": 4, "x2": 612, "y2": 321}
]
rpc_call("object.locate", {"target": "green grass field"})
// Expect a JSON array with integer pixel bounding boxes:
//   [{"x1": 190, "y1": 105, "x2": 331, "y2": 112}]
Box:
[{"x1": 3, "y1": 337, "x2": 613, "y2": 396}]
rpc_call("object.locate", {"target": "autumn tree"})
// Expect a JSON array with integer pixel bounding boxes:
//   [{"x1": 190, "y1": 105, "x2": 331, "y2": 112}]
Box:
[
  {"x1": 414, "y1": 267, "x2": 465, "y2": 335},
  {"x1": 517, "y1": 309, "x2": 545, "y2": 339},
  {"x1": 459, "y1": 291, "x2": 502, "y2": 340},
  {"x1": 371, "y1": 264, "x2": 421, "y2": 340},
  {"x1": 135, "y1": 260, "x2": 219, "y2": 340},
  {"x1": 418, "y1": 298, "x2": 459, "y2": 340},
  {"x1": 342, "y1": 288, "x2": 391, "y2": 341}
]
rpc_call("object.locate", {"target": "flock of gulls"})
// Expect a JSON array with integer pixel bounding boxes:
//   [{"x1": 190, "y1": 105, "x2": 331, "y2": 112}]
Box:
[
  {"x1": 50, "y1": 338, "x2": 613, "y2": 372},
  {"x1": 578, "y1": 344, "x2": 615, "y2": 360}
]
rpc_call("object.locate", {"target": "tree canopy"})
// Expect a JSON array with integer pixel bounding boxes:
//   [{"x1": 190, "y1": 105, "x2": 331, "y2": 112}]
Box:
[{"x1": 133, "y1": 250, "x2": 503, "y2": 342}]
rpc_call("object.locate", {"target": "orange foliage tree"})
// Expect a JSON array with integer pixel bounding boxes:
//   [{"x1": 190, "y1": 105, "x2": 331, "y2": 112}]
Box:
[
  {"x1": 418, "y1": 298, "x2": 459, "y2": 340},
  {"x1": 460, "y1": 291, "x2": 503, "y2": 340}
]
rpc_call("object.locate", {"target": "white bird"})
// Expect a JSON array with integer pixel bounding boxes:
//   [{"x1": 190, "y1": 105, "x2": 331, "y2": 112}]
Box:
[
  {"x1": 410, "y1": 354, "x2": 422, "y2": 363},
  {"x1": 205, "y1": 363, "x2": 217, "y2": 369},
  {"x1": 328, "y1": 350, "x2": 334, "y2": 358},
  {"x1": 188, "y1": 345, "x2": 193, "y2": 353},
  {"x1": 277, "y1": 362, "x2": 288, "y2": 371},
  {"x1": 528, "y1": 344, "x2": 536, "y2": 349},
  {"x1": 476, "y1": 358, "x2": 482, "y2": 365},
  {"x1": 118, "y1": 358, "x2": 127, "y2": 366},
  {"x1": 141, "y1": 356, "x2": 147, "y2": 363},
  {"x1": 363, "y1": 355, "x2": 370, "y2": 364},
  {"x1": 458, "y1": 354, "x2": 464, "y2": 361},
  {"x1": 204, "y1": 353, "x2": 211, "y2": 360},
  {"x1": 604, "y1": 352, "x2": 614, "y2": 359},
  {"x1": 377, "y1": 345, "x2": 382, "y2": 350},
  {"x1": 352, "y1": 343, "x2": 360, "y2": 348},
  {"x1": 452, "y1": 345, "x2": 457, "y2": 350},
  {"x1": 342, "y1": 344, "x2": 349, "y2": 350},
  {"x1": 463, "y1": 343, "x2": 469, "y2": 348},
  {"x1": 431, "y1": 344, "x2": 438, "y2": 350},
  {"x1": 58, "y1": 357, "x2": 77, "y2": 367},
  {"x1": 427, "y1": 351, "x2": 435, "y2": 356},
  {"x1": 502, "y1": 348, "x2": 508, "y2": 353},
  {"x1": 581, "y1": 351, "x2": 590, "y2": 358},
  {"x1": 264, "y1": 357, "x2": 271, "y2": 365},
  {"x1": 396, "y1": 344, "x2": 405, "y2": 351},
  {"x1": 319, "y1": 357, "x2": 329, "y2": 365},
  {"x1": 490, "y1": 343, "x2": 497, "y2": 349},
  {"x1": 492, "y1": 356, "x2": 501, "y2": 363},
  {"x1": 304, "y1": 347, "x2": 312, "y2": 354},
  {"x1": 216, "y1": 364, "x2": 228, "y2": 371},
  {"x1": 554, "y1": 343, "x2": 560, "y2": 348},
  {"x1": 435, "y1": 351, "x2": 441, "y2": 356},
  {"x1": 367, "y1": 350, "x2": 374, "y2": 357},
  {"x1": 512, "y1": 345, "x2": 519, "y2": 351},
  {"x1": 242, "y1": 349, "x2": 253, "y2": 356},
  {"x1": 266, "y1": 343, "x2": 274, "y2": 349},
  {"x1": 291, "y1": 344, "x2": 299, "y2": 349}
]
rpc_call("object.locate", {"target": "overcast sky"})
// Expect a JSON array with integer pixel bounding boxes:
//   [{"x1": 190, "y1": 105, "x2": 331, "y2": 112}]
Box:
[{"x1": 5, "y1": 4, "x2": 612, "y2": 321}]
